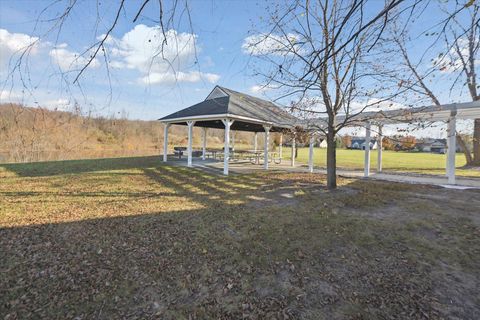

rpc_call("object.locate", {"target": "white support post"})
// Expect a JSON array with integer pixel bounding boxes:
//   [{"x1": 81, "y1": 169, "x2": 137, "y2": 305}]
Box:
[
  {"x1": 187, "y1": 121, "x2": 195, "y2": 167},
  {"x1": 279, "y1": 133, "x2": 283, "y2": 159},
  {"x1": 253, "y1": 132, "x2": 258, "y2": 152},
  {"x1": 264, "y1": 126, "x2": 271, "y2": 170},
  {"x1": 222, "y1": 119, "x2": 234, "y2": 175},
  {"x1": 202, "y1": 127, "x2": 207, "y2": 161},
  {"x1": 308, "y1": 133, "x2": 314, "y2": 173},
  {"x1": 447, "y1": 115, "x2": 456, "y2": 184},
  {"x1": 377, "y1": 125, "x2": 383, "y2": 172},
  {"x1": 291, "y1": 132, "x2": 296, "y2": 167},
  {"x1": 364, "y1": 122, "x2": 371, "y2": 177},
  {"x1": 163, "y1": 123, "x2": 170, "y2": 162}
]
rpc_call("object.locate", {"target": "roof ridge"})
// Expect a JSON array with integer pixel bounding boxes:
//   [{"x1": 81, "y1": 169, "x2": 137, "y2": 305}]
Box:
[
  {"x1": 217, "y1": 86, "x2": 293, "y2": 116},
  {"x1": 218, "y1": 86, "x2": 275, "y2": 103}
]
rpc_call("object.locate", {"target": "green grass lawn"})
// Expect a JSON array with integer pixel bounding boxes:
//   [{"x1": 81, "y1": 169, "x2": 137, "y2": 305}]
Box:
[
  {"x1": 1, "y1": 156, "x2": 479, "y2": 319},
  {"x1": 280, "y1": 147, "x2": 480, "y2": 177}
]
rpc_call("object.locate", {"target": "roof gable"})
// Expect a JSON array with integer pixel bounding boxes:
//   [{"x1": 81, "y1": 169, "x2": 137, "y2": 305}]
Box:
[{"x1": 205, "y1": 86, "x2": 228, "y2": 100}]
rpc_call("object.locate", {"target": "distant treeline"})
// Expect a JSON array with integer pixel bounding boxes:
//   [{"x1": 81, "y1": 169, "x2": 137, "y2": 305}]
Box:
[{"x1": 0, "y1": 104, "x2": 255, "y2": 163}]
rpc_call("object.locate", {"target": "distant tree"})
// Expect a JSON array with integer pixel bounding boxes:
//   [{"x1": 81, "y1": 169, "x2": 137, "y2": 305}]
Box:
[
  {"x1": 400, "y1": 136, "x2": 416, "y2": 150},
  {"x1": 382, "y1": 137, "x2": 395, "y2": 151},
  {"x1": 341, "y1": 135, "x2": 353, "y2": 149}
]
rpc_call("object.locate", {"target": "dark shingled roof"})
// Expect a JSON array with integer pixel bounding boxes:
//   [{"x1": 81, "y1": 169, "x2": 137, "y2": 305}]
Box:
[{"x1": 159, "y1": 86, "x2": 297, "y2": 132}]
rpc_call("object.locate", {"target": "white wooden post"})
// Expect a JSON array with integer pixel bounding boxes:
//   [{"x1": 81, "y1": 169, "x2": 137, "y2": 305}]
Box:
[
  {"x1": 163, "y1": 123, "x2": 170, "y2": 162},
  {"x1": 308, "y1": 132, "x2": 314, "y2": 173},
  {"x1": 187, "y1": 121, "x2": 195, "y2": 167},
  {"x1": 264, "y1": 126, "x2": 271, "y2": 170},
  {"x1": 377, "y1": 125, "x2": 383, "y2": 172},
  {"x1": 447, "y1": 114, "x2": 456, "y2": 184},
  {"x1": 279, "y1": 133, "x2": 283, "y2": 159},
  {"x1": 291, "y1": 132, "x2": 296, "y2": 167},
  {"x1": 364, "y1": 122, "x2": 371, "y2": 177},
  {"x1": 222, "y1": 119, "x2": 234, "y2": 175},
  {"x1": 202, "y1": 127, "x2": 207, "y2": 160},
  {"x1": 253, "y1": 132, "x2": 258, "y2": 152}
]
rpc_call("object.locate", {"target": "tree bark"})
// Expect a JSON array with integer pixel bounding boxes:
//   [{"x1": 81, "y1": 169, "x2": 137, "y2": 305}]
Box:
[
  {"x1": 474, "y1": 119, "x2": 480, "y2": 164},
  {"x1": 456, "y1": 134, "x2": 473, "y2": 165},
  {"x1": 457, "y1": 135, "x2": 473, "y2": 165},
  {"x1": 326, "y1": 129, "x2": 337, "y2": 189}
]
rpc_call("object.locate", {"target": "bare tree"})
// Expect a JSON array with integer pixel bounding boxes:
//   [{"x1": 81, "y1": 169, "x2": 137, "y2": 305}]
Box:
[
  {"x1": 245, "y1": 0, "x2": 417, "y2": 189},
  {"x1": 388, "y1": 2, "x2": 479, "y2": 165},
  {"x1": 1, "y1": 0, "x2": 196, "y2": 162}
]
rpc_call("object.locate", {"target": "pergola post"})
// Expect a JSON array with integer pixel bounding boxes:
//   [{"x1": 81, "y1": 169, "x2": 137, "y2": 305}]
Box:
[
  {"x1": 222, "y1": 119, "x2": 234, "y2": 175},
  {"x1": 187, "y1": 121, "x2": 195, "y2": 167},
  {"x1": 308, "y1": 132, "x2": 315, "y2": 173},
  {"x1": 377, "y1": 125, "x2": 383, "y2": 172},
  {"x1": 253, "y1": 132, "x2": 258, "y2": 152},
  {"x1": 264, "y1": 126, "x2": 271, "y2": 170},
  {"x1": 279, "y1": 133, "x2": 283, "y2": 159},
  {"x1": 291, "y1": 132, "x2": 296, "y2": 167},
  {"x1": 163, "y1": 123, "x2": 170, "y2": 162},
  {"x1": 364, "y1": 122, "x2": 371, "y2": 177},
  {"x1": 202, "y1": 127, "x2": 207, "y2": 160},
  {"x1": 447, "y1": 114, "x2": 456, "y2": 184}
]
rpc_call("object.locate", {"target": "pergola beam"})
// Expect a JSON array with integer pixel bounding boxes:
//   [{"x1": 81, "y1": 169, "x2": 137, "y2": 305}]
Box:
[
  {"x1": 163, "y1": 123, "x2": 170, "y2": 162},
  {"x1": 364, "y1": 122, "x2": 371, "y2": 177},
  {"x1": 264, "y1": 126, "x2": 271, "y2": 170},
  {"x1": 447, "y1": 114, "x2": 456, "y2": 184},
  {"x1": 222, "y1": 119, "x2": 234, "y2": 175},
  {"x1": 187, "y1": 121, "x2": 195, "y2": 167}
]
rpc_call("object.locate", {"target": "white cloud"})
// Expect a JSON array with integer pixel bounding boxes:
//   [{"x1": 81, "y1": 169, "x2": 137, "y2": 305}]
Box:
[
  {"x1": 140, "y1": 71, "x2": 219, "y2": 85},
  {"x1": 349, "y1": 98, "x2": 407, "y2": 113},
  {"x1": 49, "y1": 44, "x2": 100, "y2": 72},
  {"x1": 242, "y1": 33, "x2": 302, "y2": 56},
  {"x1": 432, "y1": 38, "x2": 479, "y2": 73},
  {"x1": 249, "y1": 84, "x2": 277, "y2": 94},
  {"x1": 0, "y1": 89, "x2": 23, "y2": 103},
  {"x1": 43, "y1": 98, "x2": 72, "y2": 111},
  {"x1": 0, "y1": 29, "x2": 39, "y2": 64},
  {"x1": 102, "y1": 24, "x2": 219, "y2": 85}
]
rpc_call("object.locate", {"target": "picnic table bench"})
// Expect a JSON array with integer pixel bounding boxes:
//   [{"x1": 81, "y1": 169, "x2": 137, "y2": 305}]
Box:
[
  {"x1": 173, "y1": 147, "x2": 281, "y2": 164},
  {"x1": 173, "y1": 147, "x2": 187, "y2": 159}
]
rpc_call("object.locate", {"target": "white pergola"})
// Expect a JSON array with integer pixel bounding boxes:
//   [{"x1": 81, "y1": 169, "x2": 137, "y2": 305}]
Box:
[{"x1": 304, "y1": 101, "x2": 480, "y2": 184}]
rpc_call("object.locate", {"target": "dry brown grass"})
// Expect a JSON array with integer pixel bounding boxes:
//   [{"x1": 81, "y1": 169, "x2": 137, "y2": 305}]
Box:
[{"x1": 1, "y1": 156, "x2": 479, "y2": 319}]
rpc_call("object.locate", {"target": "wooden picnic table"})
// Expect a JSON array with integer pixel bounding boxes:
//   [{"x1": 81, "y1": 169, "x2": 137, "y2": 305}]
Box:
[
  {"x1": 235, "y1": 150, "x2": 281, "y2": 165},
  {"x1": 202, "y1": 149, "x2": 281, "y2": 164}
]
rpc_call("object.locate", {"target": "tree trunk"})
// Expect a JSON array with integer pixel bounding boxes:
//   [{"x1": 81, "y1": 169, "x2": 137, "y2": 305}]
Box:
[
  {"x1": 474, "y1": 119, "x2": 480, "y2": 165},
  {"x1": 326, "y1": 130, "x2": 337, "y2": 189},
  {"x1": 456, "y1": 135, "x2": 473, "y2": 165}
]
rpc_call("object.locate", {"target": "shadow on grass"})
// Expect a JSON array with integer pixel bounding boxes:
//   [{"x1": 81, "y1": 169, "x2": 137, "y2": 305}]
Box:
[
  {"x1": 0, "y1": 162, "x2": 315, "y2": 318},
  {"x1": 2, "y1": 159, "x2": 479, "y2": 319},
  {"x1": 0, "y1": 155, "x2": 163, "y2": 177}
]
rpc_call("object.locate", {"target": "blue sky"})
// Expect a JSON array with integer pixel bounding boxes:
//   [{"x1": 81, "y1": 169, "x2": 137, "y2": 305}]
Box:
[
  {"x1": 0, "y1": 0, "x2": 476, "y2": 138},
  {"x1": 0, "y1": 0, "x2": 271, "y2": 120}
]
